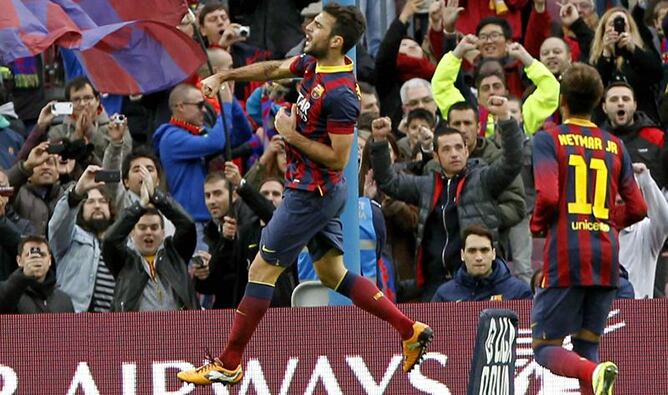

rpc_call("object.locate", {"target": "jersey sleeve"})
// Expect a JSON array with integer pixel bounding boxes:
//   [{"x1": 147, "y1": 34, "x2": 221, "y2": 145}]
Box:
[
  {"x1": 614, "y1": 142, "x2": 648, "y2": 228},
  {"x1": 530, "y1": 130, "x2": 560, "y2": 234},
  {"x1": 324, "y1": 85, "x2": 360, "y2": 135},
  {"x1": 289, "y1": 54, "x2": 315, "y2": 77}
]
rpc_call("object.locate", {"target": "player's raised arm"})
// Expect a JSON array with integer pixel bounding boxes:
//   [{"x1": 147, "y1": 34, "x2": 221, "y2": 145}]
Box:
[{"x1": 201, "y1": 57, "x2": 298, "y2": 97}]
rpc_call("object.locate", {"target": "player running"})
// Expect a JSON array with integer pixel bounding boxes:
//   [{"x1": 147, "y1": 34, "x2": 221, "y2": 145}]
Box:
[
  {"x1": 530, "y1": 63, "x2": 647, "y2": 395},
  {"x1": 176, "y1": 2, "x2": 432, "y2": 387}
]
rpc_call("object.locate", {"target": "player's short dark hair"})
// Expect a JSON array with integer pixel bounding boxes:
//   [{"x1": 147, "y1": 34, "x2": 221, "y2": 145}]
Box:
[
  {"x1": 448, "y1": 101, "x2": 480, "y2": 123},
  {"x1": 407, "y1": 108, "x2": 435, "y2": 128},
  {"x1": 122, "y1": 146, "x2": 162, "y2": 182},
  {"x1": 476, "y1": 17, "x2": 513, "y2": 40},
  {"x1": 65, "y1": 77, "x2": 98, "y2": 100},
  {"x1": 462, "y1": 224, "x2": 495, "y2": 248},
  {"x1": 198, "y1": 2, "x2": 229, "y2": 27},
  {"x1": 17, "y1": 235, "x2": 50, "y2": 256},
  {"x1": 603, "y1": 81, "x2": 635, "y2": 101},
  {"x1": 474, "y1": 59, "x2": 507, "y2": 89},
  {"x1": 433, "y1": 124, "x2": 465, "y2": 151},
  {"x1": 560, "y1": 63, "x2": 604, "y2": 116},
  {"x1": 323, "y1": 3, "x2": 366, "y2": 53}
]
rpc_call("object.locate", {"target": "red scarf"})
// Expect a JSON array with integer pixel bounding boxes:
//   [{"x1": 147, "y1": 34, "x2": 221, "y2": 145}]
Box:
[
  {"x1": 169, "y1": 117, "x2": 204, "y2": 135},
  {"x1": 396, "y1": 54, "x2": 436, "y2": 82}
]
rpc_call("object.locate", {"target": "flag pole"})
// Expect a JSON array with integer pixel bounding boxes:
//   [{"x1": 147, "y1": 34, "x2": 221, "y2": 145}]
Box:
[{"x1": 186, "y1": 5, "x2": 235, "y2": 215}]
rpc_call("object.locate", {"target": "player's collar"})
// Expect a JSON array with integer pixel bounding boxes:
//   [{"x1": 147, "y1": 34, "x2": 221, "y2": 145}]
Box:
[
  {"x1": 315, "y1": 56, "x2": 354, "y2": 73},
  {"x1": 564, "y1": 117, "x2": 597, "y2": 128}
]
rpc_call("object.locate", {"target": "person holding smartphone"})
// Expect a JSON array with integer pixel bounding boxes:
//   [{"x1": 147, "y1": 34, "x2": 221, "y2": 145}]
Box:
[
  {"x1": 48, "y1": 165, "x2": 118, "y2": 313},
  {"x1": 0, "y1": 235, "x2": 74, "y2": 314},
  {"x1": 590, "y1": 7, "x2": 662, "y2": 122},
  {"x1": 47, "y1": 77, "x2": 132, "y2": 161}
]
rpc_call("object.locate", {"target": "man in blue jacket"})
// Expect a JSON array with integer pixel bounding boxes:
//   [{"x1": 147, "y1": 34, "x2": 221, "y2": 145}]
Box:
[
  {"x1": 432, "y1": 224, "x2": 531, "y2": 302},
  {"x1": 152, "y1": 83, "x2": 251, "y2": 247}
]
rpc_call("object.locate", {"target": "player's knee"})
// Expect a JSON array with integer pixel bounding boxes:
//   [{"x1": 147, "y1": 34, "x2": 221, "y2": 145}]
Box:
[
  {"x1": 572, "y1": 337, "x2": 600, "y2": 362},
  {"x1": 532, "y1": 338, "x2": 564, "y2": 366},
  {"x1": 574, "y1": 329, "x2": 600, "y2": 343},
  {"x1": 313, "y1": 251, "x2": 345, "y2": 288},
  {"x1": 248, "y1": 255, "x2": 285, "y2": 284}
]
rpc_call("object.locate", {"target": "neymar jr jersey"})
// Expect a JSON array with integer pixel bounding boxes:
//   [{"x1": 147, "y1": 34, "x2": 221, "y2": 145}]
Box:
[
  {"x1": 286, "y1": 54, "x2": 360, "y2": 195},
  {"x1": 531, "y1": 119, "x2": 647, "y2": 288}
]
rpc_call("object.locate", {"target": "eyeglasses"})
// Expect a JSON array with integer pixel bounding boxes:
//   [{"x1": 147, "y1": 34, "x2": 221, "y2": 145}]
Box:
[
  {"x1": 478, "y1": 32, "x2": 504, "y2": 42},
  {"x1": 182, "y1": 101, "x2": 206, "y2": 109},
  {"x1": 71, "y1": 95, "x2": 96, "y2": 104}
]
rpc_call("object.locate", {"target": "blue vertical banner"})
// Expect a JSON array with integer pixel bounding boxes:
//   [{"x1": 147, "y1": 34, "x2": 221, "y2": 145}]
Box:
[{"x1": 327, "y1": 0, "x2": 360, "y2": 306}]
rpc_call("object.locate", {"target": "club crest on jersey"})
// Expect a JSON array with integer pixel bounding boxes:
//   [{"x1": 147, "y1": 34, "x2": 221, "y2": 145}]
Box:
[{"x1": 311, "y1": 84, "x2": 325, "y2": 99}]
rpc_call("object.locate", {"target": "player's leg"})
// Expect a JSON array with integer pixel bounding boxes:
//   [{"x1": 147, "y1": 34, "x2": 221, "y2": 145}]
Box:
[
  {"x1": 218, "y1": 255, "x2": 285, "y2": 369},
  {"x1": 531, "y1": 287, "x2": 598, "y2": 393},
  {"x1": 579, "y1": 287, "x2": 618, "y2": 395},
  {"x1": 311, "y1": 234, "x2": 432, "y2": 373},
  {"x1": 176, "y1": 253, "x2": 285, "y2": 386},
  {"x1": 178, "y1": 188, "x2": 319, "y2": 386}
]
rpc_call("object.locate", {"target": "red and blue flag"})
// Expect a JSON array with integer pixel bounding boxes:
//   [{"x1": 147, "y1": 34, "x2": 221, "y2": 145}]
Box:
[{"x1": 0, "y1": 0, "x2": 206, "y2": 94}]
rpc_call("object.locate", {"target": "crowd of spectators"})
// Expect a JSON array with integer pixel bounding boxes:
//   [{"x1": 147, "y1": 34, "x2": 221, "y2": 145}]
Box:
[{"x1": 1, "y1": 0, "x2": 667, "y2": 314}]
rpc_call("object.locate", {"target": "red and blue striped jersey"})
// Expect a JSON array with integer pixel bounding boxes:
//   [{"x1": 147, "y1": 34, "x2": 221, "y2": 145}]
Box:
[
  {"x1": 287, "y1": 54, "x2": 360, "y2": 194},
  {"x1": 531, "y1": 119, "x2": 647, "y2": 288}
]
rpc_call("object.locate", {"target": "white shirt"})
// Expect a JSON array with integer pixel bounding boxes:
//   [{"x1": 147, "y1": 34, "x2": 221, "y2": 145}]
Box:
[{"x1": 619, "y1": 170, "x2": 668, "y2": 298}]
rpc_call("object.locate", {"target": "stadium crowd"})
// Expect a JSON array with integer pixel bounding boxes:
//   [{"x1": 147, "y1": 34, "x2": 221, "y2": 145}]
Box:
[{"x1": 1, "y1": 0, "x2": 668, "y2": 314}]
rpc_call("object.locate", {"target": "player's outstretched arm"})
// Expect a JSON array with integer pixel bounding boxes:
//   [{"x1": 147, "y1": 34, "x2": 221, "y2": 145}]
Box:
[{"x1": 201, "y1": 57, "x2": 297, "y2": 97}]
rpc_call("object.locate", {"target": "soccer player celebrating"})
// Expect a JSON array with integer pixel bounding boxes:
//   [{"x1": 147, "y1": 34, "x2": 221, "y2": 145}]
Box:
[
  {"x1": 531, "y1": 63, "x2": 647, "y2": 395},
  {"x1": 177, "y1": 3, "x2": 432, "y2": 387}
]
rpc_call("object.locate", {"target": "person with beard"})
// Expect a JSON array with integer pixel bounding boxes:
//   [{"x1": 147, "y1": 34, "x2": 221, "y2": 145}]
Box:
[
  {"x1": 48, "y1": 165, "x2": 116, "y2": 313},
  {"x1": 6, "y1": 142, "x2": 68, "y2": 235},
  {"x1": 0, "y1": 235, "x2": 74, "y2": 314},
  {"x1": 601, "y1": 82, "x2": 667, "y2": 189},
  {"x1": 180, "y1": 3, "x2": 431, "y2": 386},
  {"x1": 102, "y1": 165, "x2": 198, "y2": 312}
]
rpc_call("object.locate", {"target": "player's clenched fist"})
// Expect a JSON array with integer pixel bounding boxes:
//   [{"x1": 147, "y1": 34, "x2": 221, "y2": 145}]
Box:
[
  {"x1": 371, "y1": 117, "x2": 392, "y2": 141},
  {"x1": 275, "y1": 104, "x2": 298, "y2": 143}
]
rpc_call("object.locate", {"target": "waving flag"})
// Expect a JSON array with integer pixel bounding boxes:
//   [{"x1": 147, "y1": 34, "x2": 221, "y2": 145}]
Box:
[{"x1": 0, "y1": 0, "x2": 206, "y2": 94}]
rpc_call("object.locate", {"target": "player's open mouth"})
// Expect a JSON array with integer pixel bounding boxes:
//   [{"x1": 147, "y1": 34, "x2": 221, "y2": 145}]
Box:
[{"x1": 616, "y1": 109, "x2": 626, "y2": 121}]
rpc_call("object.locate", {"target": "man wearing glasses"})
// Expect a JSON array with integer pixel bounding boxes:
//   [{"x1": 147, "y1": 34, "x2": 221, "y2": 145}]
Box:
[
  {"x1": 48, "y1": 77, "x2": 132, "y2": 161},
  {"x1": 152, "y1": 83, "x2": 250, "y2": 248}
]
